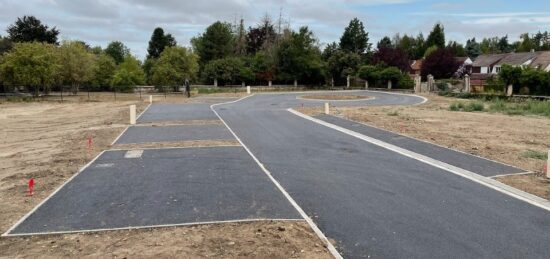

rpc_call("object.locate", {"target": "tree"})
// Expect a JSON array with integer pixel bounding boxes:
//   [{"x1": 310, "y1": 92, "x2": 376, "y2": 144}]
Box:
[
  {"x1": 516, "y1": 33, "x2": 536, "y2": 52},
  {"x1": 275, "y1": 27, "x2": 324, "y2": 85},
  {"x1": 379, "y1": 67, "x2": 402, "y2": 85},
  {"x1": 519, "y1": 67, "x2": 549, "y2": 95},
  {"x1": 105, "y1": 41, "x2": 130, "y2": 64},
  {"x1": 0, "y1": 42, "x2": 60, "y2": 95},
  {"x1": 7, "y1": 16, "x2": 59, "y2": 44},
  {"x1": 425, "y1": 23, "x2": 445, "y2": 49},
  {"x1": 202, "y1": 57, "x2": 251, "y2": 85},
  {"x1": 447, "y1": 41, "x2": 466, "y2": 57},
  {"x1": 0, "y1": 36, "x2": 13, "y2": 55},
  {"x1": 91, "y1": 53, "x2": 116, "y2": 90},
  {"x1": 498, "y1": 64, "x2": 522, "y2": 87},
  {"x1": 498, "y1": 35, "x2": 512, "y2": 53},
  {"x1": 251, "y1": 51, "x2": 275, "y2": 83},
  {"x1": 339, "y1": 18, "x2": 370, "y2": 54},
  {"x1": 111, "y1": 55, "x2": 145, "y2": 92},
  {"x1": 465, "y1": 38, "x2": 481, "y2": 58},
  {"x1": 151, "y1": 46, "x2": 199, "y2": 91},
  {"x1": 147, "y1": 27, "x2": 176, "y2": 59},
  {"x1": 372, "y1": 47, "x2": 410, "y2": 72},
  {"x1": 246, "y1": 17, "x2": 276, "y2": 54},
  {"x1": 377, "y1": 36, "x2": 393, "y2": 49},
  {"x1": 191, "y1": 21, "x2": 235, "y2": 68},
  {"x1": 322, "y1": 42, "x2": 339, "y2": 61},
  {"x1": 326, "y1": 50, "x2": 362, "y2": 85},
  {"x1": 421, "y1": 48, "x2": 460, "y2": 79},
  {"x1": 423, "y1": 45, "x2": 438, "y2": 58},
  {"x1": 357, "y1": 65, "x2": 381, "y2": 86},
  {"x1": 58, "y1": 41, "x2": 95, "y2": 93}
]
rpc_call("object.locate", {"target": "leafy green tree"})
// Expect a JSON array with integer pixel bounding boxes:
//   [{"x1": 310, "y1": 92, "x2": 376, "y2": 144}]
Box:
[
  {"x1": 516, "y1": 33, "x2": 536, "y2": 52},
  {"x1": 357, "y1": 65, "x2": 381, "y2": 86},
  {"x1": 251, "y1": 51, "x2": 275, "y2": 83},
  {"x1": 425, "y1": 23, "x2": 445, "y2": 49},
  {"x1": 447, "y1": 41, "x2": 466, "y2": 56},
  {"x1": 322, "y1": 42, "x2": 339, "y2": 61},
  {"x1": 519, "y1": 67, "x2": 549, "y2": 95},
  {"x1": 105, "y1": 41, "x2": 130, "y2": 64},
  {"x1": 0, "y1": 36, "x2": 13, "y2": 55},
  {"x1": 151, "y1": 46, "x2": 199, "y2": 91},
  {"x1": 497, "y1": 35, "x2": 512, "y2": 53},
  {"x1": 498, "y1": 64, "x2": 522, "y2": 88},
  {"x1": 339, "y1": 18, "x2": 370, "y2": 54},
  {"x1": 202, "y1": 57, "x2": 252, "y2": 85},
  {"x1": 147, "y1": 27, "x2": 176, "y2": 59},
  {"x1": 465, "y1": 38, "x2": 481, "y2": 58},
  {"x1": 191, "y1": 21, "x2": 235, "y2": 68},
  {"x1": 91, "y1": 53, "x2": 116, "y2": 90},
  {"x1": 377, "y1": 36, "x2": 393, "y2": 49},
  {"x1": 0, "y1": 42, "x2": 60, "y2": 95},
  {"x1": 275, "y1": 27, "x2": 324, "y2": 85},
  {"x1": 111, "y1": 55, "x2": 145, "y2": 92},
  {"x1": 7, "y1": 16, "x2": 59, "y2": 44},
  {"x1": 58, "y1": 40, "x2": 95, "y2": 93},
  {"x1": 423, "y1": 45, "x2": 438, "y2": 58},
  {"x1": 379, "y1": 67, "x2": 402, "y2": 85},
  {"x1": 326, "y1": 50, "x2": 362, "y2": 85}
]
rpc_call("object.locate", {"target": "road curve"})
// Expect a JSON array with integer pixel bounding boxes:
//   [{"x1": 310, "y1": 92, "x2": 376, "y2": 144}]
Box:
[{"x1": 214, "y1": 91, "x2": 550, "y2": 258}]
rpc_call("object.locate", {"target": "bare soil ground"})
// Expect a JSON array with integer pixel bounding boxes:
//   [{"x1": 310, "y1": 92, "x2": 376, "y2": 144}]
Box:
[
  {"x1": 0, "y1": 97, "x2": 330, "y2": 258},
  {"x1": 300, "y1": 95, "x2": 370, "y2": 100},
  {"x1": 299, "y1": 94, "x2": 550, "y2": 200}
]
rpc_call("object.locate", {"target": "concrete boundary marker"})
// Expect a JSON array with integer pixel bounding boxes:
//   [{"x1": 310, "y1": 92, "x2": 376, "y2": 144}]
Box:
[
  {"x1": 3, "y1": 218, "x2": 304, "y2": 237},
  {"x1": 490, "y1": 171, "x2": 537, "y2": 178},
  {"x1": 2, "y1": 150, "x2": 107, "y2": 237},
  {"x1": 328, "y1": 114, "x2": 525, "y2": 175},
  {"x1": 211, "y1": 95, "x2": 343, "y2": 259},
  {"x1": 111, "y1": 103, "x2": 152, "y2": 145},
  {"x1": 288, "y1": 108, "x2": 550, "y2": 212}
]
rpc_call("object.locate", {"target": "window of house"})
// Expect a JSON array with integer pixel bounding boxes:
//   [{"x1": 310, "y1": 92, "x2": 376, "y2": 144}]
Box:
[{"x1": 495, "y1": 66, "x2": 501, "y2": 73}]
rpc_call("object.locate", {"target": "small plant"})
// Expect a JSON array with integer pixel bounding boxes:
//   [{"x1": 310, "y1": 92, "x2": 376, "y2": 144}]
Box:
[
  {"x1": 449, "y1": 102, "x2": 460, "y2": 111},
  {"x1": 465, "y1": 101, "x2": 485, "y2": 112},
  {"x1": 521, "y1": 150, "x2": 548, "y2": 160},
  {"x1": 387, "y1": 110, "x2": 399, "y2": 116}
]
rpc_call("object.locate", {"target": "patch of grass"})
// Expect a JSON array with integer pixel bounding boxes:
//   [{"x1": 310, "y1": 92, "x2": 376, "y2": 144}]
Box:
[
  {"x1": 196, "y1": 87, "x2": 244, "y2": 94},
  {"x1": 521, "y1": 150, "x2": 548, "y2": 160},
  {"x1": 449, "y1": 101, "x2": 484, "y2": 112},
  {"x1": 387, "y1": 110, "x2": 399, "y2": 116},
  {"x1": 488, "y1": 100, "x2": 550, "y2": 117}
]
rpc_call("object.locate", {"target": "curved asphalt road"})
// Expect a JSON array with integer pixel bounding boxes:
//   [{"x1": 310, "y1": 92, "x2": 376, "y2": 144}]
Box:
[{"x1": 214, "y1": 90, "x2": 550, "y2": 258}]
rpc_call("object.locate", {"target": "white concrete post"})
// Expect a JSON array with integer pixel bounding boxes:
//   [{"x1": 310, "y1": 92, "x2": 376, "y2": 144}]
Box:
[
  {"x1": 365, "y1": 81, "x2": 369, "y2": 90},
  {"x1": 547, "y1": 150, "x2": 550, "y2": 178},
  {"x1": 246, "y1": 85, "x2": 251, "y2": 94},
  {"x1": 324, "y1": 103, "x2": 330, "y2": 115},
  {"x1": 506, "y1": 84, "x2": 513, "y2": 97},
  {"x1": 149, "y1": 95, "x2": 152, "y2": 104},
  {"x1": 387, "y1": 80, "x2": 392, "y2": 90},
  {"x1": 346, "y1": 75, "x2": 350, "y2": 88},
  {"x1": 214, "y1": 79, "x2": 218, "y2": 87},
  {"x1": 414, "y1": 75, "x2": 421, "y2": 93},
  {"x1": 268, "y1": 80, "x2": 272, "y2": 87},
  {"x1": 464, "y1": 74, "x2": 471, "y2": 93},
  {"x1": 130, "y1": 105, "x2": 136, "y2": 125},
  {"x1": 294, "y1": 79, "x2": 298, "y2": 87}
]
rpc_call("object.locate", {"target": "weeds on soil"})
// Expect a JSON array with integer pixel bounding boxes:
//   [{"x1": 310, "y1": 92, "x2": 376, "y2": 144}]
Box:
[{"x1": 521, "y1": 150, "x2": 548, "y2": 160}]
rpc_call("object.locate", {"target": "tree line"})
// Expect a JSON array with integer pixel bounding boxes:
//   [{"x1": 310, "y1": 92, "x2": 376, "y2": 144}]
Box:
[{"x1": 1, "y1": 15, "x2": 549, "y2": 94}]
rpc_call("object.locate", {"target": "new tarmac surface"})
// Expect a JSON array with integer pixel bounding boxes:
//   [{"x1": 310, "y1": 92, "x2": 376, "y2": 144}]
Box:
[{"x1": 214, "y1": 91, "x2": 550, "y2": 258}]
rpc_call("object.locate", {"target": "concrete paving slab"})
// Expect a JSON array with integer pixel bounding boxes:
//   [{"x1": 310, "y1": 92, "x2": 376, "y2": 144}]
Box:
[
  {"x1": 138, "y1": 103, "x2": 218, "y2": 122},
  {"x1": 114, "y1": 124, "x2": 234, "y2": 145},
  {"x1": 8, "y1": 147, "x2": 300, "y2": 235},
  {"x1": 315, "y1": 114, "x2": 525, "y2": 177}
]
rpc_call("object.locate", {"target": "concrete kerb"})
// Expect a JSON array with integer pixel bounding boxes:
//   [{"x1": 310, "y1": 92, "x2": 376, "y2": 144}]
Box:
[
  {"x1": 211, "y1": 95, "x2": 343, "y2": 259},
  {"x1": 288, "y1": 108, "x2": 550, "y2": 213}
]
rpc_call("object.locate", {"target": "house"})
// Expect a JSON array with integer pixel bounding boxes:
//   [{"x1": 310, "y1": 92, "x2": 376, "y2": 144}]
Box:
[
  {"x1": 409, "y1": 59, "x2": 423, "y2": 77},
  {"x1": 492, "y1": 52, "x2": 537, "y2": 73},
  {"x1": 471, "y1": 53, "x2": 509, "y2": 74},
  {"x1": 530, "y1": 51, "x2": 550, "y2": 71}
]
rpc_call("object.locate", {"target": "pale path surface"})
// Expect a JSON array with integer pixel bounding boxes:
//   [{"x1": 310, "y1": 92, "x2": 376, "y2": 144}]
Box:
[{"x1": 214, "y1": 91, "x2": 550, "y2": 258}]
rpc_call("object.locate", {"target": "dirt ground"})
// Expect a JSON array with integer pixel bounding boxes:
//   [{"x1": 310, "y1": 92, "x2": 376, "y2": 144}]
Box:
[
  {"x1": 0, "y1": 96, "x2": 330, "y2": 258},
  {"x1": 299, "y1": 93, "x2": 550, "y2": 200}
]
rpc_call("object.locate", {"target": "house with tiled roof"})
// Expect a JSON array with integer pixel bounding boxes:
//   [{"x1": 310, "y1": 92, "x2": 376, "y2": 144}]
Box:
[{"x1": 529, "y1": 51, "x2": 550, "y2": 71}]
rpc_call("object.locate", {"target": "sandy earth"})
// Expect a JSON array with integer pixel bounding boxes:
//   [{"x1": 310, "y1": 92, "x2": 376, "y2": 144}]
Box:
[
  {"x1": 299, "y1": 93, "x2": 550, "y2": 200},
  {"x1": 0, "y1": 96, "x2": 331, "y2": 258}
]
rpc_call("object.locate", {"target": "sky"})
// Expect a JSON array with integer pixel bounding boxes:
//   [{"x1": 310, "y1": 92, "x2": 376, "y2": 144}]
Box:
[{"x1": 0, "y1": 0, "x2": 549, "y2": 59}]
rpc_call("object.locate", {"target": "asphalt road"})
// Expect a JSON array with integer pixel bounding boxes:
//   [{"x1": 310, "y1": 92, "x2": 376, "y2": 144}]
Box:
[{"x1": 214, "y1": 91, "x2": 550, "y2": 258}]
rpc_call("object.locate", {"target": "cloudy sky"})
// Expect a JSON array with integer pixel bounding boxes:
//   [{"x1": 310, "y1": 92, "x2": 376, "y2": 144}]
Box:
[{"x1": 0, "y1": 0, "x2": 549, "y2": 59}]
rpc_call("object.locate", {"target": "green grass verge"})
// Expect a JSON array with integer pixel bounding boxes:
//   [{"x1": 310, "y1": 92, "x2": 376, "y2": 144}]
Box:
[
  {"x1": 449, "y1": 98, "x2": 550, "y2": 117},
  {"x1": 521, "y1": 150, "x2": 548, "y2": 160}
]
